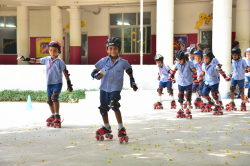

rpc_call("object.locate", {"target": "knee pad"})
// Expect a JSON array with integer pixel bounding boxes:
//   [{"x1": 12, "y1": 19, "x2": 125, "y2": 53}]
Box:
[
  {"x1": 167, "y1": 87, "x2": 173, "y2": 96},
  {"x1": 205, "y1": 95, "x2": 211, "y2": 102},
  {"x1": 211, "y1": 90, "x2": 218, "y2": 100},
  {"x1": 239, "y1": 87, "x2": 244, "y2": 95},
  {"x1": 110, "y1": 98, "x2": 120, "y2": 111},
  {"x1": 51, "y1": 92, "x2": 59, "y2": 102},
  {"x1": 98, "y1": 106, "x2": 110, "y2": 117},
  {"x1": 47, "y1": 97, "x2": 53, "y2": 106},
  {"x1": 185, "y1": 90, "x2": 192, "y2": 102},
  {"x1": 230, "y1": 84, "x2": 236, "y2": 92},
  {"x1": 157, "y1": 86, "x2": 164, "y2": 94},
  {"x1": 178, "y1": 91, "x2": 184, "y2": 103}
]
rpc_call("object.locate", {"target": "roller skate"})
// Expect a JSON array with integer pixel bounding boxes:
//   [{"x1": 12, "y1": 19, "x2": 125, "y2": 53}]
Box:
[
  {"x1": 240, "y1": 102, "x2": 246, "y2": 111},
  {"x1": 194, "y1": 98, "x2": 202, "y2": 109},
  {"x1": 46, "y1": 115, "x2": 54, "y2": 127},
  {"x1": 184, "y1": 101, "x2": 193, "y2": 109},
  {"x1": 225, "y1": 101, "x2": 237, "y2": 111},
  {"x1": 200, "y1": 103, "x2": 206, "y2": 112},
  {"x1": 171, "y1": 100, "x2": 176, "y2": 109},
  {"x1": 118, "y1": 127, "x2": 128, "y2": 143},
  {"x1": 153, "y1": 102, "x2": 163, "y2": 109},
  {"x1": 95, "y1": 126, "x2": 113, "y2": 141},
  {"x1": 219, "y1": 101, "x2": 224, "y2": 109},
  {"x1": 205, "y1": 103, "x2": 212, "y2": 112},
  {"x1": 53, "y1": 115, "x2": 61, "y2": 128},
  {"x1": 185, "y1": 109, "x2": 192, "y2": 119},
  {"x1": 213, "y1": 105, "x2": 223, "y2": 115},
  {"x1": 176, "y1": 109, "x2": 185, "y2": 118}
]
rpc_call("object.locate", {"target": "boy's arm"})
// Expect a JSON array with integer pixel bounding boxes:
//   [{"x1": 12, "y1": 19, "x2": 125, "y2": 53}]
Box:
[
  {"x1": 191, "y1": 67, "x2": 199, "y2": 84},
  {"x1": 168, "y1": 66, "x2": 178, "y2": 83},
  {"x1": 126, "y1": 68, "x2": 138, "y2": 91},
  {"x1": 199, "y1": 71, "x2": 205, "y2": 84},
  {"x1": 63, "y1": 67, "x2": 73, "y2": 92},
  {"x1": 91, "y1": 67, "x2": 104, "y2": 80},
  {"x1": 216, "y1": 65, "x2": 231, "y2": 81},
  {"x1": 17, "y1": 56, "x2": 41, "y2": 63}
]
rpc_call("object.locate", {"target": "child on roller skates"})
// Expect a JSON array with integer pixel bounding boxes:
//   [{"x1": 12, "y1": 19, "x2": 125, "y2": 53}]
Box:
[
  {"x1": 192, "y1": 51, "x2": 204, "y2": 109},
  {"x1": 225, "y1": 47, "x2": 249, "y2": 111},
  {"x1": 168, "y1": 50, "x2": 199, "y2": 119},
  {"x1": 244, "y1": 48, "x2": 250, "y2": 103},
  {"x1": 153, "y1": 54, "x2": 176, "y2": 109},
  {"x1": 186, "y1": 47, "x2": 196, "y2": 64},
  {"x1": 17, "y1": 41, "x2": 73, "y2": 128},
  {"x1": 91, "y1": 37, "x2": 138, "y2": 143},
  {"x1": 199, "y1": 49, "x2": 230, "y2": 115}
]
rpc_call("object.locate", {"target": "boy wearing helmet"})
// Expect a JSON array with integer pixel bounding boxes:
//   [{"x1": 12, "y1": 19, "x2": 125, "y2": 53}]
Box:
[
  {"x1": 91, "y1": 37, "x2": 138, "y2": 143},
  {"x1": 244, "y1": 48, "x2": 250, "y2": 103},
  {"x1": 168, "y1": 50, "x2": 199, "y2": 119},
  {"x1": 199, "y1": 49, "x2": 230, "y2": 114},
  {"x1": 225, "y1": 47, "x2": 249, "y2": 111},
  {"x1": 186, "y1": 47, "x2": 196, "y2": 64},
  {"x1": 154, "y1": 54, "x2": 176, "y2": 109},
  {"x1": 17, "y1": 41, "x2": 73, "y2": 128},
  {"x1": 192, "y1": 51, "x2": 204, "y2": 109}
]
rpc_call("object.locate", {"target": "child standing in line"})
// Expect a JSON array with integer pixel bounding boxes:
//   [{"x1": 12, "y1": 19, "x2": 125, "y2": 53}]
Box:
[
  {"x1": 225, "y1": 47, "x2": 249, "y2": 111},
  {"x1": 153, "y1": 54, "x2": 176, "y2": 109},
  {"x1": 244, "y1": 48, "x2": 250, "y2": 102},
  {"x1": 192, "y1": 50, "x2": 204, "y2": 109},
  {"x1": 168, "y1": 50, "x2": 199, "y2": 119},
  {"x1": 91, "y1": 37, "x2": 138, "y2": 143},
  {"x1": 17, "y1": 41, "x2": 73, "y2": 128},
  {"x1": 186, "y1": 47, "x2": 196, "y2": 64},
  {"x1": 199, "y1": 49, "x2": 231, "y2": 114}
]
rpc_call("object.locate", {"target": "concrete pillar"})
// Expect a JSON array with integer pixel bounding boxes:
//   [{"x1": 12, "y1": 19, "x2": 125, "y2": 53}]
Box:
[
  {"x1": 67, "y1": 6, "x2": 82, "y2": 64},
  {"x1": 157, "y1": 0, "x2": 174, "y2": 65},
  {"x1": 51, "y1": 6, "x2": 63, "y2": 60},
  {"x1": 212, "y1": 0, "x2": 232, "y2": 98},
  {"x1": 236, "y1": 0, "x2": 250, "y2": 52},
  {"x1": 17, "y1": 6, "x2": 29, "y2": 65}
]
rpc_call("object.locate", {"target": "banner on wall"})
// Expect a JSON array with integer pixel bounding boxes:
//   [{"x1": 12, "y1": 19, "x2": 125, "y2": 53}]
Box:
[
  {"x1": 36, "y1": 38, "x2": 51, "y2": 58},
  {"x1": 173, "y1": 35, "x2": 188, "y2": 55},
  {"x1": 3, "y1": 39, "x2": 17, "y2": 54}
]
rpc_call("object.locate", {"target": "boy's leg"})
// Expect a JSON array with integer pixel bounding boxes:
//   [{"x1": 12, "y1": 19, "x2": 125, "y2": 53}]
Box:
[
  {"x1": 99, "y1": 90, "x2": 111, "y2": 126},
  {"x1": 166, "y1": 81, "x2": 176, "y2": 109},
  {"x1": 230, "y1": 79, "x2": 237, "y2": 101},
  {"x1": 109, "y1": 91, "x2": 123, "y2": 128},
  {"x1": 185, "y1": 84, "x2": 192, "y2": 108}
]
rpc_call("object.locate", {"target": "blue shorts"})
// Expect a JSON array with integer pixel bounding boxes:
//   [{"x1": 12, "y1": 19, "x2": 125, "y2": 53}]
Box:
[
  {"x1": 47, "y1": 83, "x2": 62, "y2": 98},
  {"x1": 100, "y1": 90, "x2": 121, "y2": 111},
  {"x1": 231, "y1": 78, "x2": 244, "y2": 88},
  {"x1": 178, "y1": 84, "x2": 192, "y2": 92},
  {"x1": 245, "y1": 76, "x2": 250, "y2": 88},
  {"x1": 158, "y1": 81, "x2": 172, "y2": 91},
  {"x1": 192, "y1": 82, "x2": 204, "y2": 92},
  {"x1": 202, "y1": 83, "x2": 219, "y2": 96}
]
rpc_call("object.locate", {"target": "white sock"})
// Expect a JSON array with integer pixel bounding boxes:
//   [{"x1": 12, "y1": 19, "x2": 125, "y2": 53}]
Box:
[
  {"x1": 118, "y1": 123, "x2": 123, "y2": 130},
  {"x1": 195, "y1": 92, "x2": 199, "y2": 98},
  {"x1": 218, "y1": 93, "x2": 221, "y2": 101},
  {"x1": 54, "y1": 113, "x2": 59, "y2": 115},
  {"x1": 231, "y1": 99, "x2": 234, "y2": 102},
  {"x1": 159, "y1": 96, "x2": 162, "y2": 103},
  {"x1": 187, "y1": 105, "x2": 190, "y2": 109},
  {"x1": 171, "y1": 95, "x2": 174, "y2": 101},
  {"x1": 242, "y1": 100, "x2": 245, "y2": 103},
  {"x1": 180, "y1": 105, "x2": 183, "y2": 109},
  {"x1": 245, "y1": 88, "x2": 248, "y2": 96},
  {"x1": 104, "y1": 123, "x2": 110, "y2": 129},
  {"x1": 202, "y1": 98, "x2": 208, "y2": 104}
]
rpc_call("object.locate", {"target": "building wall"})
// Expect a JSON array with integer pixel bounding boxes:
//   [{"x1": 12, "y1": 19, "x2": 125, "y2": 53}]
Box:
[{"x1": 0, "y1": 3, "x2": 237, "y2": 65}]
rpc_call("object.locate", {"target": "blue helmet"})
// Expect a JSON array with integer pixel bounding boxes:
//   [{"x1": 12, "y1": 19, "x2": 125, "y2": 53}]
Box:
[{"x1": 246, "y1": 48, "x2": 250, "y2": 53}]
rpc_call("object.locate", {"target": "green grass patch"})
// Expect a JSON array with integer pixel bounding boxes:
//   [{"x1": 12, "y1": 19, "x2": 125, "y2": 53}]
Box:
[{"x1": 0, "y1": 89, "x2": 97, "y2": 103}]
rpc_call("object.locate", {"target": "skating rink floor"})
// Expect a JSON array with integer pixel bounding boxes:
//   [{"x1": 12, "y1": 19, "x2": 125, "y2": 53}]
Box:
[{"x1": 0, "y1": 90, "x2": 250, "y2": 166}]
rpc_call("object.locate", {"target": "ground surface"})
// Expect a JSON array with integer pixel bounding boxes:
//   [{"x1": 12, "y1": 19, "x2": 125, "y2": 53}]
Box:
[{"x1": 0, "y1": 90, "x2": 250, "y2": 166}]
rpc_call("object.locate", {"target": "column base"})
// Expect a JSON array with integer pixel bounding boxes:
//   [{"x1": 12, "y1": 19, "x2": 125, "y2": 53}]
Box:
[{"x1": 69, "y1": 46, "x2": 81, "y2": 64}]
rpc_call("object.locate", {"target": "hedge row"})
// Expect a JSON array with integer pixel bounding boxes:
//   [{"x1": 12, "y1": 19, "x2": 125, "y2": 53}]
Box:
[{"x1": 0, "y1": 89, "x2": 90, "y2": 103}]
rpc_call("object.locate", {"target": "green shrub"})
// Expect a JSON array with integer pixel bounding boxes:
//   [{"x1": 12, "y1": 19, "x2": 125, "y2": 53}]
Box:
[{"x1": 0, "y1": 89, "x2": 91, "y2": 103}]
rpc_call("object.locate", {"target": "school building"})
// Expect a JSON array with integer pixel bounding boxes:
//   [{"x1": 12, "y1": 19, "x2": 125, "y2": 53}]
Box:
[{"x1": 0, "y1": 0, "x2": 249, "y2": 67}]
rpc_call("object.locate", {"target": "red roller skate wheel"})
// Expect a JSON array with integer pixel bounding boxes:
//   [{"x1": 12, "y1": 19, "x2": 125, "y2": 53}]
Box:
[
  {"x1": 119, "y1": 137, "x2": 124, "y2": 143},
  {"x1": 109, "y1": 134, "x2": 113, "y2": 139},
  {"x1": 213, "y1": 111, "x2": 216, "y2": 115},
  {"x1": 221, "y1": 112, "x2": 223, "y2": 115},
  {"x1": 176, "y1": 115, "x2": 179, "y2": 118},
  {"x1": 190, "y1": 115, "x2": 192, "y2": 119},
  {"x1": 124, "y1": 136, "x2": 129, "y2": 142},
  {"x1": 100, "y1": 136, "x2": 104, "y2": 141},
  {"x1": 95, "y1": 135, "x2": 99, "y2": 141}
]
